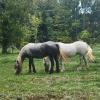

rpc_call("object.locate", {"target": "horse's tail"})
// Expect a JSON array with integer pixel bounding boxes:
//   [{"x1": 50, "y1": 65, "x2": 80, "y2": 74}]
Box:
[
  {"x1": 86, "y1": 46, "x2": 95, "y2": 62},
  {"x1": 55, "y1": 44, "x2": 60, "y2": 56},
  {"x1": 59, "y1": 47, "x2": 68, "y2": 62}
]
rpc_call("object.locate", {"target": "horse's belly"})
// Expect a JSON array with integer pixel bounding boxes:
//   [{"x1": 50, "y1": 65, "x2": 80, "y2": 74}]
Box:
[{"x1": 27, "y1": 48, "x2": 46, "y2": 58}]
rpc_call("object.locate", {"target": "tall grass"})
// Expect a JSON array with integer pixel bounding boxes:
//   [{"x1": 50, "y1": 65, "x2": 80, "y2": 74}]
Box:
[{"x1": 0, "y1": 44, "x2": 100, "y2": 100}]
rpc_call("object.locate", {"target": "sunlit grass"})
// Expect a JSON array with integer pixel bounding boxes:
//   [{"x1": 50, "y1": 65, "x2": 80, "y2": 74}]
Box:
[{"x1": 0, "y1": 44, "x2": 100, "y2": 100}]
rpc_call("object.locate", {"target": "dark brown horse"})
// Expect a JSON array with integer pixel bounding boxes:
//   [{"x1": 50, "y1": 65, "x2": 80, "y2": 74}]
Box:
[{"x1": 15, "y1": 41, "x2": 60, "y2": 74}]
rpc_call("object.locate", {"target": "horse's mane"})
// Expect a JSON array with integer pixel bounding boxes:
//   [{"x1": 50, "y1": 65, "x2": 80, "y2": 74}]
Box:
[{"x1": 16, "y1": 46, "x2": 26, "y2": 67}]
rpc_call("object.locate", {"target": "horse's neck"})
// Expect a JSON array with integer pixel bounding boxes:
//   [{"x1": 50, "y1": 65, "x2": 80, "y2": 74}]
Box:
[{"x1": 17, "y1": 54, "x2": 22, "y2": 62}]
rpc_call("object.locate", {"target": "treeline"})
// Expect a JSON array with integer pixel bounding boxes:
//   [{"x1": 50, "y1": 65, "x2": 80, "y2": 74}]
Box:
[{"x1": 0, "y1": 0, "x2": 100, "y2": 53}]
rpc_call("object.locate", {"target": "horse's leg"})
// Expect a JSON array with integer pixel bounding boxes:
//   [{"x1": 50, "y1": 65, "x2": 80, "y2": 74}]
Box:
[
  {"x1": 43, "y1": 57, "x2": 49, "y2": 72},
  {"x1": 79, "y1": 55, "x2": 83, "y2": 66},
  {"x1": 77, "y1": 55, "x2": 83, "y2": 70},
  {"x1": 83, "y1": 56, "x2": 88, "y2": 69},
  {"x1": 29, "y1": 57, "x2": 32, "y2": 73},
  {"x1": 60, "y1": 57, "x2": 65, "y2": 72},
  {"x1": 61, "y1": 62, "x2": 65, "y2": 72},
  {"x1": 54, "y1": 56, "x2": 60, "y2": 73},
  {"x1": 32, "y1": 58, "x2": 36, "y2": 73},
  {"x1": 49, "y1": 56, "x2": 54, "y2": 74}
]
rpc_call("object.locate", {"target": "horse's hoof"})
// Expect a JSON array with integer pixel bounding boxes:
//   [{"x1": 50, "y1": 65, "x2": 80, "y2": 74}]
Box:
[
  {"x1": 17, "y1": 97, "x2": 22, "y2": 100},
  {"x1": 77, "y1": 67, "x2": 82, "y2": 71},
  {"x1": 45, "y1": 69, "x2": 49, "y2": 73},
  {"x1": 15, "y1": 71, "x2": 20, "y2": 75},
  {"x1": 33, "y1": 68, "x2": 36, "y2": 73},
  {"x1": 49, "y1": 69, "x2": 54, "y2": 74},
  {"x1": 28, "y1": 71, "x2": 32, "y2": 74},
  {"x1": 85, "y1": 67, "x2": 89, "y2": 70},
  {"x1": 33, "y1": 71, "x2": 36, "y2": 73},
  {"x1": 56, "y1": 69, "x2": 60, "y2": 73},
  {"x1": 45, "y1": 70, "x2": 49, "y2": 73},
  {"x1": 15, "y1": 72, "x2": 19, "y2": 75},
  {"x1": 49, "y1": 71, "x2": 53, "y2": 74},
  {"x1": 61, "y1": 69, "x2": 65, "y2": 72}
]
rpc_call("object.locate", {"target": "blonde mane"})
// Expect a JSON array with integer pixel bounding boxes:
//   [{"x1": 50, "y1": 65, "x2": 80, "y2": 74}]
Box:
[{"x1": 16, "y1": 47, "x2": 25, "y2": 67}]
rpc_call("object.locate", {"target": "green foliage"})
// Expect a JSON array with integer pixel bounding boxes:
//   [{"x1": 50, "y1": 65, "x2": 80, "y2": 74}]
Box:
[
  {"x1": 0, "y1": 0, "x2": 28, "y2": 52},
  {"x1": 80, "y1": 30, "x2": 91, "y2": 42},
  {"x1": 49, "y1": 31, "x2": 72, "y2": 43},
  {"x1": 28, "y1": 14, "x2": 41, "y2": 42},
  {"x1": 0, "y1": 0, "x2": 100, "y2": 53}
]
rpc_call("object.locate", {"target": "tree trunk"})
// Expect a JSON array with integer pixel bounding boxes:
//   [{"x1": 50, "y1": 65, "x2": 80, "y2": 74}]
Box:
[{"x1": 2, "y1": 44, "x2": 8, "y2": 54}]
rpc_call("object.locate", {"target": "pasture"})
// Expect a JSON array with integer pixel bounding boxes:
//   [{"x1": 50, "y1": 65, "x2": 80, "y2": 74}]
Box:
[{"x1": 0, "y1": 44, "x2": 100, "y2": 100}]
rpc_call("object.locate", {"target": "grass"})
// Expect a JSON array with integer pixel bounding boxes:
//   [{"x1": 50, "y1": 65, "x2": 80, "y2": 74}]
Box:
[{"x1": 0, "y1": 44, "x2": 100, "y2": 100}]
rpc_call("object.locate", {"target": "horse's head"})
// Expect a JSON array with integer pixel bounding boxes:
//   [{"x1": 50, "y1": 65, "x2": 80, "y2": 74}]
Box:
[
  {"x1": 43, "y1": 57, "x2": 50, "y2": 73},
  {"x1": 15, "y1": 60, "x2": 22, "y2": 75}
]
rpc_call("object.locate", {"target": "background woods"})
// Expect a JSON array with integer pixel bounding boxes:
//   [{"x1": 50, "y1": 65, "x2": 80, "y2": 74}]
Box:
[{"x1": 0, "y1": 0, "x2": 100, "y2": 53}]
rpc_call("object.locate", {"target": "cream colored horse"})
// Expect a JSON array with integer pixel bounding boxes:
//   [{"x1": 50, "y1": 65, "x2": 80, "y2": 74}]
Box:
[{"x1": 58, "y1": 41, "x2": 95, "y2": 71}]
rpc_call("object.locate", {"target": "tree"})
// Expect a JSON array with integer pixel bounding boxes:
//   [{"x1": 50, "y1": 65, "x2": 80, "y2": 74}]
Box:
[
  {"x1": 0, "y1": 0, "x2": 37, "y2": 53},
  {"x1": 79, "y1": 30, "x2": 91, "y2": 43}
]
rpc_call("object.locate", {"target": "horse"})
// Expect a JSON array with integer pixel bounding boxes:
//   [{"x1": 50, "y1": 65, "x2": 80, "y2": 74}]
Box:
[
  {"x1": 43, "y1": 57, "x2": 50, "y2": 72},
  {"x1": 43, "y1": 41, "x2": 95, "y2": 71},
  {"x1": 15, "y1": 41, "x2": 60, "y2": 74},
  {"x1": 58, "y1": 40, "x2": 95, "y2": 70}
]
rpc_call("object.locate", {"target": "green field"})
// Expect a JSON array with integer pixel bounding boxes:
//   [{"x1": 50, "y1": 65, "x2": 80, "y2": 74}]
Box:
[{"x1": 0, "y1": 44, "x2": 100, "y2": 100}]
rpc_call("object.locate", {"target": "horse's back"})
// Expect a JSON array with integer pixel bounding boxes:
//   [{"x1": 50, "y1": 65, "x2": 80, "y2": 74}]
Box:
[
  {"x1": 74, "y1": 41, "x2": 88, "y2": 55},
  {"x1": 58, "y1": 42, "x2": 77, "y2": 56},
  {"x1": 58, "y1": 41, "x2": 89, "y2": 56},
  {"x1": 20, "y1": 42, "x2": 59, "y2": 58},
  {"x1": 43, "y1": 41, "x2": 60, "y2": 56},
  {"x1": 20, "y1": 43, "x2": 42, "y2": 57}
]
